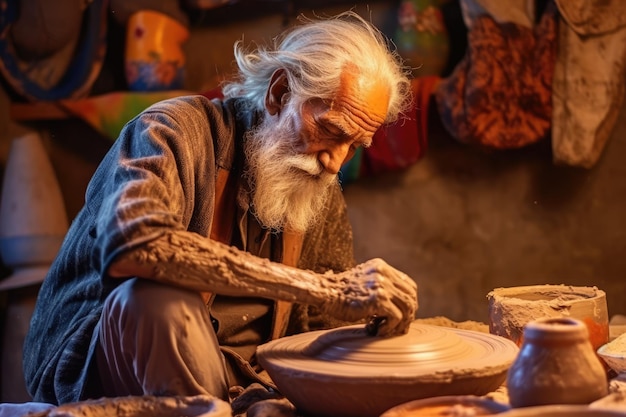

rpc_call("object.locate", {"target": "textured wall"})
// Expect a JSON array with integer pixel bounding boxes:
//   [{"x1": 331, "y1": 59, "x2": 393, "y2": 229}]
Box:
[{"x1": 344, "y1": 102, "x2": 626, "y2": 323}]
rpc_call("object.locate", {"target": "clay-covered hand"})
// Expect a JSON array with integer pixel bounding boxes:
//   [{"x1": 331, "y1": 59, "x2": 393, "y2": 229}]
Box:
[{"x1": 320, "y1": 258, "x2": 418, "y2": 337}]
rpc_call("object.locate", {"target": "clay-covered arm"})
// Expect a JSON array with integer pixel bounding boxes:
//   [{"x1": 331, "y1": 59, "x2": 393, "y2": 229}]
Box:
[{"x1": 108, "y1": 230, "x2": 418, "y2": 336}]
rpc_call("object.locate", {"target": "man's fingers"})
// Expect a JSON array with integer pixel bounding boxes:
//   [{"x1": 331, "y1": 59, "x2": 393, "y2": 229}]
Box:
[
  {"x1": 369, "y1": 278, "x2": 417, "y2": 337},
  {"x1": 333, "y1": 259, "x2": 418, "y2": 334},
  {"x1": 369, "y1": 301, "x2": 407, "y2": 337},
  {"x1": 365, "y1": 315, "x2": 387, "y2": 336}
]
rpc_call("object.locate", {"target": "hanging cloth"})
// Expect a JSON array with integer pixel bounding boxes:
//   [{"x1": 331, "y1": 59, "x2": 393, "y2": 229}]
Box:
[
  {"x1": 551, "y1": 0, "x2": 626, "y2": 168},
  {"x1": 435, "y1": 0, "x2": 558, "y2": 150}
]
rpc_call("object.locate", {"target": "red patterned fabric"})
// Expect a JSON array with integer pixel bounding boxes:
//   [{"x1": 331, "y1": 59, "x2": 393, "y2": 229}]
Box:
[{"x1": 435, "y1": 1, "x2": 558, "y2": 149}]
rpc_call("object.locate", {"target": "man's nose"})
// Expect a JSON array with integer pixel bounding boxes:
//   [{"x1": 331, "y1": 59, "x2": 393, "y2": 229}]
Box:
[{"x1": 318, "y1": 143, "x2": 351, "y2": 174}]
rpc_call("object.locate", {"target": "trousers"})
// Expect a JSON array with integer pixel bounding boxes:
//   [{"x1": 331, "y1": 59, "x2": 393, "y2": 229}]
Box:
[{"x1": 95, "y1": 278, "x2": 230, "y2": 401}]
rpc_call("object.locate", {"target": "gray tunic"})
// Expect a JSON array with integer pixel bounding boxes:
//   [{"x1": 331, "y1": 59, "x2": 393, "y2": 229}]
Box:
[{"x1": 22, "y1": 95, "x2": 356, "y2": 404}]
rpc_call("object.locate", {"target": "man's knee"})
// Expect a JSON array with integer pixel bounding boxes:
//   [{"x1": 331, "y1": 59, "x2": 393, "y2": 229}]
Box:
[
  {"x1": 97, "y1": 279, "x2": 227, "y2": 398},
  {"x1": 104, "y1": 278, "x2": 205, "y2": 321}
]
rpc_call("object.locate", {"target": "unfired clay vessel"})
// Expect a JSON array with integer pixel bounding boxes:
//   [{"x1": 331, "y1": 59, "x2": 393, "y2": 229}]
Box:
[
  {"x1": 488, "y1": 285, "x2": 609, "y2": 351},
  {"x1": 507, "y1": 317, "x2": 609, "y2": 408},
  {"x1": 257, "y1": 321, "x2": 519, "y2": 417}
]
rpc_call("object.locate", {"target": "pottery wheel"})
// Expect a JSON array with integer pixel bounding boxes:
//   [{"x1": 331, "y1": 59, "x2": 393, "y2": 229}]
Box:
[
  {"x1": 258, "y1": 321, "x2": 519, "y2": 382},
  {"x1": 257, "y1": 321, "x2": 519, "y2": 417}
]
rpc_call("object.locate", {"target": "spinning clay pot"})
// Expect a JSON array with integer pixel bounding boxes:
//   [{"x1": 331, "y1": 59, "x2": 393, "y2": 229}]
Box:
[{"x1": 257, "y1": 321, "x2": 519, "y2": 417}]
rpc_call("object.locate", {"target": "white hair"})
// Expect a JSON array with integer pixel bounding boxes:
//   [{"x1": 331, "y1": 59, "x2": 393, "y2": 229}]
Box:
[{"x1": 222, "y1": 11, "x2": 412, "y2": 123}]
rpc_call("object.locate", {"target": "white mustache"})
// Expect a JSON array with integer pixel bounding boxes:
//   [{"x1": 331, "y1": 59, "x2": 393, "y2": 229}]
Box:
[
  {"x1": 283, "y1": 154, "x2": 338, "y2": 184},
  {"x1": 288, "y1": 156, "x2": 324, "y2": 177}
]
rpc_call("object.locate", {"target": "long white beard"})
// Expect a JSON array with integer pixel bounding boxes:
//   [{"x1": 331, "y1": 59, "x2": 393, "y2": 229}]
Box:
[{"x1": 244, "y1": 102, "x2": 337, "y2": 233}]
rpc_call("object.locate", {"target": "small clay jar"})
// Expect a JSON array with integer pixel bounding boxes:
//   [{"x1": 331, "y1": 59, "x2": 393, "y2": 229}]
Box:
[{"x1": 507, "y1": 317, "x2": 608, "y2": 408}]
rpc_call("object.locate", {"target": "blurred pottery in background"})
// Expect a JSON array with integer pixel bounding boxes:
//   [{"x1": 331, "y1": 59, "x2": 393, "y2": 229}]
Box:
[
  {"x1": 0, "y1": 131, "x2": 69, "y2": 402},
  {"x1": 393, "y1": 0, "x2": 450, "y2": 77},
  {"x1": 487, "y1": 284, "x2": 609, "y2": 352},
  {"x1": 0, "y1": 131, "x2": 68, "y2": 287},
  {"x1": 609, "y1": 314, "x2": 626, "y2": 341},
  {"x1": 125, "y1": 9, "x2": 189, "y2": 91},
  {"x1": 507, "y1": 317, "x2": 609, "y2": 408}
]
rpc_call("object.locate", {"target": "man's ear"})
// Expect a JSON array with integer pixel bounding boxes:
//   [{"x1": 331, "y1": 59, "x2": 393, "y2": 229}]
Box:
[{"x1": 265, "y1": 69, "x2": 289, "y2": 116}]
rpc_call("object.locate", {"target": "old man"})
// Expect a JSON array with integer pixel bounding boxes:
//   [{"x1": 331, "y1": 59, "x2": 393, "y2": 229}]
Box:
[{"x1": 23, "y1": 11, "x2": 418, "y2": 405}]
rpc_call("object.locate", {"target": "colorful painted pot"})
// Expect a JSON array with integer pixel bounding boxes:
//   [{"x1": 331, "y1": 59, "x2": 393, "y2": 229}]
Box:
[{"x1": 125, "y1": 10, "x2": 189, "y2": 91}]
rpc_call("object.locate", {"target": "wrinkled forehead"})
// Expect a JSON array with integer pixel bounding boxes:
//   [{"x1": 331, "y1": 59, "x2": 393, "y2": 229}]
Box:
[{"x1": 335, "y1": 63, "x2": 390, "y2": 129}]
